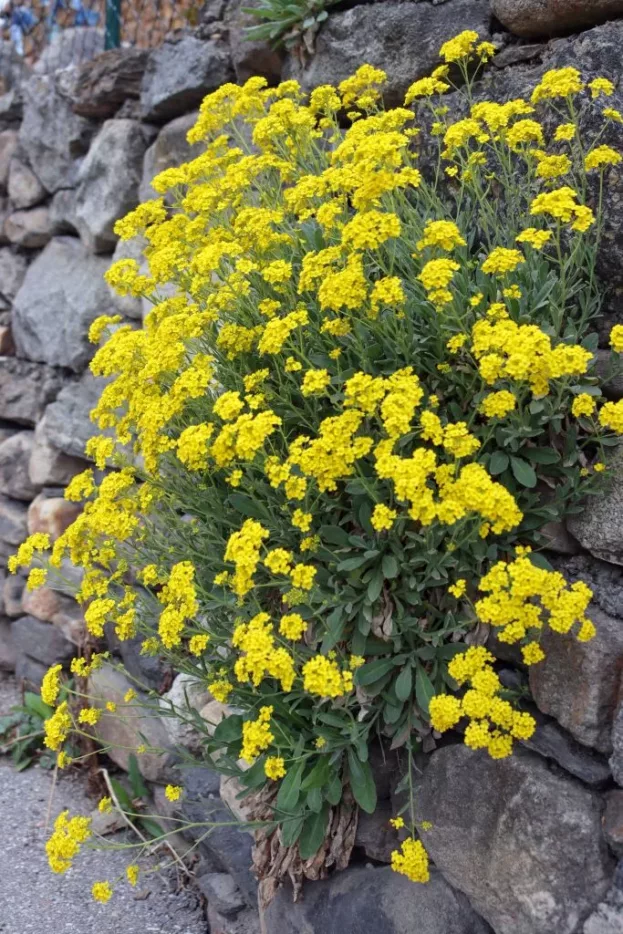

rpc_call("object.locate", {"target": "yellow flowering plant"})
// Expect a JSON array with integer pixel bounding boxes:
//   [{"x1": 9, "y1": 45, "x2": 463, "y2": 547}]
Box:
[{"x1": 13, "y1": 31, "x2": 623, "y2": 894}]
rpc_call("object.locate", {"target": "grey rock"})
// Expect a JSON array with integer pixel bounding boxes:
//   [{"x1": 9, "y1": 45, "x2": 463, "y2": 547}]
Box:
[
  {"x1": 27, "y1": 492, "x2": 82, "y2": 541},
  {"x1": 12, "y1": 237, "x2": 113, "y2": 371},
  {"x1": 492, "y1": 0, "x2": 623, "y2": 38},
  {"x1": 354, "y1": 801, "x2": 398, "y2": 863},
  {"x1": 0, "y1": 617, "x2": 15, "y2": 671},
  {"x1": 611, "y1": 701, "x2": 623, "y2": 785},
  {"x1": 530, "y1": 605, "x2": 623, "y2": 754},
  {"x1": 263, "y1": 866, "x2": 491, "y2": 934},
  {"x1": 42, "y1": 371, "x2": 109, "y2": 458},
  {"x1": 196, "y1": 872, "x2": 246, "y2": 917},
  {"x1": 538, "y1": 520, "x2": 580, "y2": 555},
  {"x1": 0, "y1": 432, "x2": 41, "y2": 501},
  {"x1": 0, "y1": 89, "x2": 23, "y2": 127},
  {"x1": 33, "y1": 27, "x2": 104, "y2": 75},
  {"x1": 49, "y1": 188, "x2": 79, "y2": 235},
  {"x1": 207, "y1": 904, "x2": 260, "y2": 934},
  {"x1": 286, "y1": 0, "x2": 491, "y2": 106},
  {"x1": 139, "y1": 111, "x2": 201, "y2": 202},
  {"x1": 104, "y1": 621, "x2": 172, "y2": 692},
  {"x1": 11, "y1": 615, "x2": 75, "y2": 666},
  {"x1": 0, "y1": 129, "x2": 18, "y2": 191},
  {"x1": 595, "y1": 350, "x2": 623, "y2": 400},
  {"x1": 568, "y1": 449, "x2": 623, "y2": 565},
  {"x1": 603, "y1": 791, "x2": 623, "y2": 856},
  {"x1": 74, "y1": 119, "x2": 150, "y2": 253},
  {"x1": 4, "y1": 207, "x2": 52, "y2": 249},
  {"x1": 224, "y1": 0, "x2": 284, "y2": 84},
  {"x1": 0, "y1": 40, "x2": 27, "y2": 96},
  {"x1": 159, "y1": 673, "x2": 211, "y2": 752},
  {"x1": 140, "y1": 34, "x2": 233, "y2": 123},
  {"x1": 7, "y1": 157, "x2": 46, "y2": 209},
  {"x1": 181, "y1": 771, "x2": 256, "y2": 907},
  {"x1": 19, "y1": 74, "x2": 96, "y2": 193},
  {"x1": 552, "y1": 553, "x2": 623, "y2": 621},
  {"x1": 14, "y1": 653, "x2": 47, "y2": 688},
  {"x1": 0, "y1": 495, "x2": 28, "y2": 547},
  {"x1": 0, "y1": 358, "x2": 62, "y2": 426},
  {"x1": 522, "y1": 712, "x2": 612, "y2": 786},
  {"x1": 29, "y1": 415, "x2": 89, "y2": 487},
  {"x1": 89, "y1": 663, "x2": 171, "y2": 781},
  {"x1": 3, "y1": 575, "x2": 25, "y2": 618},
  {"x1": 106, "y1": 236, "x2": 146, "y2": 318},
  {"x1": 0, "y1": 248, "x2": 27, "y2": 305},
  {"x1": 65, "y1": 47, "x2": 149, "y2": 119},
  {"x1": 416, "y1": 745, "x2": 614, "y2": 934},
  {"x1": 583, "y1": 887, "x2": 623, "y2": 934}
]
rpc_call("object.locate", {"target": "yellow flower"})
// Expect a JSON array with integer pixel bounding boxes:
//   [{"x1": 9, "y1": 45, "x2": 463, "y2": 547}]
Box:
[
  {"x1": 164, "y1": 785, "x2": 183, "y2": 802},
  {"x1": 588, "y1": 77, "x2": 614, "y2": 98},
  {"x1": 98, "y1": 797, "x2": 113, "y2": 814},
  {"x1": 301, "y1": 368, "x2": 331, "y2": 396},
  {"x1": 390, "y1": 837, "x2": 429, "y2": 883},
  {"x1": 439, "y1": 30, "x2": 479, "y2": 63},
  {"x1": 554, "y1": 122, "x2": 576, "y2": 141},
  {"x1": 279, "y1": 613, "x2": 307, "y2": 640},
  {"x1": 571, "y1": 394, "x2": 596, "y2": 418},
  {"x1": 92, "y1": 881, "x2": 113, "y2": 904},
  {"x1": 390, "y1": 816, "x2": 405, "y2": 829},
  {"x1": 522, "y1": 642, "x2": 545, "y2": 665},
  {"x1": 41, "y1": 664, "x2": 63, "y2": 707},
  {"x1": 585, "y1": 145, "x2": 622, "y2": 171},
  {"x1": 371, "y1": 503, "x2": 397, "y2": 532},
  {"x1": 126, "y1": 865, "x2": 140, "y2": 887},
  {"x1": 265, "y1": 756, "x2": 287, "y2": 780},
  {"x1": 448, "y1": 579, "x2": 467, "y2": 598},
  {"x1": 481, "y1": 247, "x2": 524, "y2": 276}
]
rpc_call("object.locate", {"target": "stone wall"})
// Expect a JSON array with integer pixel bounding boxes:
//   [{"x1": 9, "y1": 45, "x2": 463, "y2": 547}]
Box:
[{"x1": 1, "y1": 2, "x2": 623, "y2": 933}]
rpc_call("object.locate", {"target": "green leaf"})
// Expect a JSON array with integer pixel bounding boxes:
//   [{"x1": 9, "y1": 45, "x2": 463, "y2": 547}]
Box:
[
  {"x1": 280, "y1": 815, "x2": 304, "y2": 847},
  {"x1": 227, "y1": 494, "x2": 269, "y2": 519},
  {"x1": 24, "y1": 692, "x2": 53, "y2": 721},
  {"x1": 138, "y1": 817, "x2": 163, "y2": 839},
  {"x1": 523, "y1": 447, "x2": 560, "y2": 465},
  {"x1": 128, "y1": 754, "x2": 149, "y2": 800},
  {"x1": 276, "y1": 760, "x2": 304, "y2": 814},
  {"x1": 301, "y1": 756, "x2": 331, "y2": 791},
  {"x1": 319, "y1": 526, "x2": 350, "y2": 547},
  {"x1": 367, "y1": 569, "x2": 384, "y2": 603},
  {"x1": 212, "y1": 714, "x2": 243, "y2": 745},
  {"x1": 306, "y1": 787, "x2": 323, "y2": 813},
  {"x1": 347, "y1": 748, "x2": 377, "y2": 814},
  {"x1": 299, "y1": 804, "x2": 330, "y2": 859},
  {"x1": 110, "y1": 777, "x2": 134, "y2": 813},
  {"x1": 415, "y1": 666, "x2": 435, "y2": 716},
  {"x1": 489, "y1": 452, "x2": 509, "y2": 475},
  {"x1": 510, "y1": 456, "x2": 537, "y2": 488},
  {"x1": 356, "y1": 657, "x2": 395, "y2": 686},
  {"x1": 382, "y1": 554, "x2": 399, "y2": 579},
  {"x1": 337, "y1": 555, "x2": 370, "y2": 572},
  {"x1": 394, "y1": 665, "x2": 413, "y2": 702},
  {"x1": 325, "y1": 772, "x2": 342, "y2": 805}
]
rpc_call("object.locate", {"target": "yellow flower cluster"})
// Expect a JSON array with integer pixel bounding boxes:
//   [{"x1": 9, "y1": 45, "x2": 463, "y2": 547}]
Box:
[
  {"x1": 46, "y1": 811, "x2": 91, "y2": 874},
  {"x1": 232, "y1": 612, "x2": 295, "y2": 690},
  {"x1": 240, "y1": 705, "x2": 274, "y2": 763},
  {"x1": 430, "y1": 646, "x2": 536, "y2": 759},
  {"x1": 390, "y1": 837, "x2": 430, "y2": 883}
]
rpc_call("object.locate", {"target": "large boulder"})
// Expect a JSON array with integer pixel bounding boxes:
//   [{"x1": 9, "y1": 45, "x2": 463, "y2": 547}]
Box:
[
  {"x1": 64, "y1": 47, "x2": 149, "y2": 119},
  {"x1": 7, "y1": 156, "x2": 46, "y2": 209},
  {"x1": 583, "y1": 887, "x2": 623, "y2": 934},
  {"x1": 529, "y1": 605, "x2": 623, "y2": 754},
  {"x1": 11, "y1": 615, "x2": 75, "y2": 667},
  {"x1": 568, "y1": 449, "x2": 623, "y2": 564},
  {"x1": 0, "y1": 432, "x2": 41, "y2": 501},
  {"x1": 88, "y1": 662, "x2": 171, "y2": 781},
  {"x1": 611, "y1": 702, "x2": 623, "y2": 785},
  {"x1": 262, "y1": 866, "x2": 491, "y2": 934},
  {"x1": 29, "y1": 415, "x2": 89, "y2": 487},
  {"x1": 224, "y1": 0, "x2": 284, "y2": 84},
  {"x1": 159, "y1": 673, "x2": 211, "y2": 751},
  {"x1": 0, "y1": 495, "x2": 27, "y2": 547},
  {"x1": 522, "y1": 712, "x2": 612, "y2": 786},
  {"x1": 416, "y1": 745, "x2": 614, "y2": 934},
  {"x1": 285, "y1": 0, "x2": 491, "y2": 106},
  {"x1": 12, "y1": 237, "x2": 112, "y2": 371},
  {"x1": 27, "y1": 493, "x2": 81, "y2": 541},
  {"x1": 139, "y1": 111, "x2": 201, "y2": 201},
  {"x1": 0, "y1": 248, "x2": 27, "y2": 307},
  {"x1": 140, "y1": 34, "x2": 233, "y2": 123},
  {"x1": 0, "y1": 358, "x2": 62, "y2": 426},
  {"x1": 41, "y1": 372, "x2": 109, "y2": 459},
  {"x1": 4, "y1": 206, "x2": 52, "y2": 249},
  {"x1": 0, "y1": 129, "x2": 18, "y2": 191},
  {"x1": 74, "y1": 119, "x2": 150, "y2": 253},
  {"x1": 19, "y1": 75, "x2": 96, "y2": 193},
  {"x1": 492, "y1": 0, "x2": 623, "y2": 38}
]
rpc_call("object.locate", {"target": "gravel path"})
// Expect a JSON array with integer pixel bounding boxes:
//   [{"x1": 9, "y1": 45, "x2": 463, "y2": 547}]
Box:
[{"x1": 0, "y1": 674, "x2": 208, "y2": 934}]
